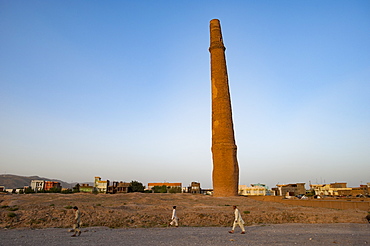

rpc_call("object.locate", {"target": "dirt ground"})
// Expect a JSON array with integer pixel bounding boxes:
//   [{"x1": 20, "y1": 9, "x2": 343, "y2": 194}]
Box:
[
  {"x1": 0, "y1": 193, "x2": 368, "y2": 229},
  {"x1": 1, "y1": 224, "x2": 369, "y2": 246}
]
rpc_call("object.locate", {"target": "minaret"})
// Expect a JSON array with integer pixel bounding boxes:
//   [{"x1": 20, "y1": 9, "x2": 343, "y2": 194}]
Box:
[{"x1": 209, "y1": 19, "x2": 239, "y2": 197}]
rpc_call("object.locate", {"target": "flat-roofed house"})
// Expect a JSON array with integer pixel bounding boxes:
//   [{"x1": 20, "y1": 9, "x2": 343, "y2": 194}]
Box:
[
  {"x1": 44, "y1": 181, "x2": 61, "y2": 191},
  {"x1": 107, "y1": 181, "x2": 130, "y2": 194},
  {"x1": 274, "y1": 183, "x2": 306, "y2": 197},
  {"x1": 238, "y1": 185, "x2": 266, "y2": 196}
]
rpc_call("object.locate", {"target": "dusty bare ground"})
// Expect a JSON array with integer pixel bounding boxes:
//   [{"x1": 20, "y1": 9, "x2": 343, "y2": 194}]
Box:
[
  {"x1": 0, "y1": 193, "x2": 368, "y2": 229},
  {"x1": 1, "y1": 224, "x2": 370, "y2": 246}
]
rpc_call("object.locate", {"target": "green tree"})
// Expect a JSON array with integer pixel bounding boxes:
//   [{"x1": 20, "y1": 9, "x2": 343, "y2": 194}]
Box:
[
  {"x1": 49, "y1": 187, "x2": 62, "y2": 193},
  {"x1": 72, "y1": 183, "x2": 80, "y2": 193},
  {"x1": 24, "y1": 187, "x2": 35, "y2": 194},
  {"x1": 129, "y1": 180, "x2": 145, "y2": 192},
  {"x1": 168, "y1": 187, "x2": 181, "y2": 193},
  {"x1": 152, "y1": 185, "x2": 168, "y2": 193}
]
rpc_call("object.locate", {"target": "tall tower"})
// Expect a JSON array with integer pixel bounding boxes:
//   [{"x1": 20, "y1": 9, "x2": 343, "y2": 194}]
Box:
[{"x1": 209, "y1": 19, "x2": 239, "y2": 197}]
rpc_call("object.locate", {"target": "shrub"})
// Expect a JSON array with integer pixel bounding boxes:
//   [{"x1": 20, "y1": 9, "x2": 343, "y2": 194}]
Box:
[
  {"x1": 49, "y1": 187, "x2": 62, "y2": 193},
  {"x1": 64, "y1": 205, "x2": 73, "y2": 209},
  {"x1": 152, "y1": 185, "x2": 167, "y2": 193},
  {"x1": 7, "y1": 206, "x2": 19, "y2": 211},
  {"x1": 61, "y1": 189, "x2": 73, "y2": 194},
  {"x1": 168, "y1": 187, "x2": 182, "y2": 193},
  {"x1": 24, "y1": 187, "x2": 35, "y2": 194},
  {"x1": 7, "y1": 212, "x2": 16, "y2": 218}
]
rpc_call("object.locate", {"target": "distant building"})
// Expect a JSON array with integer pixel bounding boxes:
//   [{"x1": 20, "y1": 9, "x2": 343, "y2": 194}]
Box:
[
  {"x1": 310, "y1": 182, "x2": 369, "y2": 197},
  {"x1": 0, "y1": 186, "x2": 5, "y2": 192},
  {"x1": 94, "y1": 177, "x2": 109, "y2": 193},
  {"x1": 44, "y1": 181, "x2": 61, "y2": 191},
  {"x1": 310, "y1": 182, "x2": 348, "y2": 196},
  {"x1": 107, "y1": 181, "x2": 130, "y2": 194},
  {"x1": 273, "y1": 183, "x2": 306, "y2": 197},
  {"x1": 239, "y1": 184, "x2": 268, "y2": 196},
  {"x1": 359, "y1": 184, "x2": 370, "y2": 196},
  {"x1": 184, "y1": 182, "x2": 201, "y2": 194},
  {"x1": 30, "y1": 180, "x2": 45, "y2": 192},
  {"x1": 147, "y1": 182, "x2": 182, "y2": 192},
  {"x1": 201, "y1": 188, "x2": 213, "y2": 195}
]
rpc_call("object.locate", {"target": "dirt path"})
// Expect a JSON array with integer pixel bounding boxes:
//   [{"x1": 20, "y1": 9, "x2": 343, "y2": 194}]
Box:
[{"x1": 0, "y1": 224, "x2": 369, "y2": 246}]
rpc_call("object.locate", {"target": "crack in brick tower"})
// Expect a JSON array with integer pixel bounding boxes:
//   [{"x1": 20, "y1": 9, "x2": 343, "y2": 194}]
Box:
[{"x1": 209, "y1": 19, "x2": 239, "y2": 197}]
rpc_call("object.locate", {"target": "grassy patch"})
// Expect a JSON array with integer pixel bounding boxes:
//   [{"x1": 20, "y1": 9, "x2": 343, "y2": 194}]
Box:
[
  {"x1": 7, "y1": 206, "x2": 19, "y2": 211},
  {"x1": 7, "y1": 212, "x2": 17, "y2": 218}
]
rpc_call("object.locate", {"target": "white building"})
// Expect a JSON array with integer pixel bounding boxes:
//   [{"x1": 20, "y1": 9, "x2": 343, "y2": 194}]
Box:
[
  {"x1": 239, "y1": 184, "x2": 266, "y2": 196},
  {"x1": 30, "y1": 180, "x2": 45, "y2": 191}
]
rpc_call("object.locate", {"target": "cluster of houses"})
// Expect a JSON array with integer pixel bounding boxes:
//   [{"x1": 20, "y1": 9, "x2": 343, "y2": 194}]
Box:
[
  {"x1": 80, "y1": 177, "x2": 206, "y2": 194},
  {"x1": 269, "y1": 182, "x2": 370, "y2": 198},
  {"x1": 1, "y1": 177, "x2": 369, "y2": 198},
  {"x1": 309, "y1": 182, "x2": 370, "y2": 197},
  {"x1": 0, "y1": 180, "x2": 62, "y2": 194}
]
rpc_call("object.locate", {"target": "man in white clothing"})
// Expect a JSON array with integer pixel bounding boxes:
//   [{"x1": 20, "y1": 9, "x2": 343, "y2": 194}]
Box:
[
  {"x1": 229, "y1": 205, "x2": 245, "y2": 234},
  {"x1": 169, "y1": 206, "x2": 179, "y2": 227}
]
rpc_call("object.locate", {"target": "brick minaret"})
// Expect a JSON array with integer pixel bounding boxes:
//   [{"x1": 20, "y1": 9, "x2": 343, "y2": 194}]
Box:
[{"x1": 209, "y1": 19, "x2": 239, "y2": 197}]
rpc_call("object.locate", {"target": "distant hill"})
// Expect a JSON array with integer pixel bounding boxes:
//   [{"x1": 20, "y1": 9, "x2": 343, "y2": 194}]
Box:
[{"x1": 0, "y1": 174, "x2": 74, "y2": 189}]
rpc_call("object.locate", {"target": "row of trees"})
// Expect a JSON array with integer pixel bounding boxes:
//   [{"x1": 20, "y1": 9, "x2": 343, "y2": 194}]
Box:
[{"x1": 124, "y1": 181, "x2": 182, "y2": 193}]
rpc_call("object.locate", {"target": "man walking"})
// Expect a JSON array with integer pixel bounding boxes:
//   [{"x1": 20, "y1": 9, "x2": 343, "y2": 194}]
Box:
[
  {"x1": 71, "y1": 206, "x2": 81, "y2": 237},
  {"x1": 229, "y1": 205, "x2": 245, "y2": 234},
  {"x1": 169, "y1": 206, "x2": 179, "y2": 227}
]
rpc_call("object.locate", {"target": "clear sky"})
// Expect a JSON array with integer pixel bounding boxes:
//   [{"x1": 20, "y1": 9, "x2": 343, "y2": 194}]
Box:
[{"x1": 1, "y1": 1, "x2": 369, "y2": 189}]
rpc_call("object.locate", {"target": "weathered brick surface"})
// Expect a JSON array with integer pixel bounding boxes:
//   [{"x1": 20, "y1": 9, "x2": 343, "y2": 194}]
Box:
[{"x1": 209, "y1": 19, "x2": 239, "y2": 197}]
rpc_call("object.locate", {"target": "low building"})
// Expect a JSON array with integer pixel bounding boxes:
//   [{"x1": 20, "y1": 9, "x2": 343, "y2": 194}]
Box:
[
  {"x1": 239, "y1": 184, "x2": 267, "y2": 196},
  {"x1": 44, "y1": 181, "x2": 61, "y2": 191},
  {"x1": 360, "y1": 184, "x2": 370, "y2": 196},
  {"x1": 310, "y1": 182, "x2": 350, "y2": 196},
  {"x1": 0, "y1": 186, "x2": 5, "y2": 192},
  {"x1": 147, "y1": 182, "x2": 182, "y2": 192},
  {"x1": 201, "y1": 188, "x2": 213, "y2": 195},
  {"x1": 107, "y1": 181, "x2": 130, "y2": 194},
  {"x1": 311, "y1": 183, "x2": 370, "y2": 197},
  {"x1": 274, "y1": 183, "x2": 306, "y2": 197}
]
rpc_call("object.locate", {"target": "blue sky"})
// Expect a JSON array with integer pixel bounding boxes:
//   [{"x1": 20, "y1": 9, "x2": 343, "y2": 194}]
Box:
[{"x1": 1, "y1": 1, "x2": 369, "y2": 189}]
